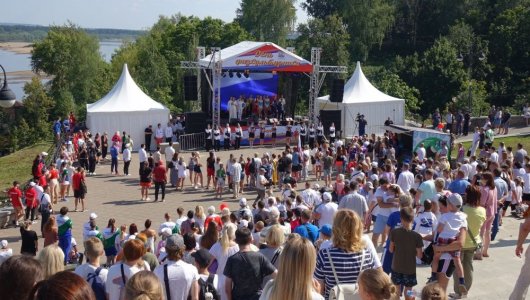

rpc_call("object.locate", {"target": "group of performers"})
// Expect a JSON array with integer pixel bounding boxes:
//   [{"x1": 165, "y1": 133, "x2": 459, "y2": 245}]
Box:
[
  {"x1": 226, "y1": 94, "x2": 286, "y2": 121},
  {"x1": 204, "y1": 121, "x2": 338, "y2": 151}
]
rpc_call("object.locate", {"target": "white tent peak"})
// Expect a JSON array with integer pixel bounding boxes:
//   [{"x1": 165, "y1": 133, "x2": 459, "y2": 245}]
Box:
[
  {"x1": 341, "y1": 61, "x2": 402, "y2": 104},
  {"x1": 87, "y1": 64, "x2": 168, "y2": 113}
]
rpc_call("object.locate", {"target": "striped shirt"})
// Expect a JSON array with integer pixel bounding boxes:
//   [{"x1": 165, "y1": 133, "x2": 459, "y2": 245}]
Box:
[{"x1": 314, "y1": 247, "x2": 375, "y2": 299}]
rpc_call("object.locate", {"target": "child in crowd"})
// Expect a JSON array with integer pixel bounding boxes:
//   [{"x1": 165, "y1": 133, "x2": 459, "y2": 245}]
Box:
[
  {"x1": 389, "y1": 206, "x2": 424, "y2": 300},
  {"x1": 413, "y1": 199, "x2": 437, "y2": 264},
  {"x1": 429, "y1": 194, "x2": 468, "y2": 296},
  {"x1": 74, "y1": 237, "x2": 108, "y2": 297},
  {"x1": 215, "y1": 162, "x2": 225, "y2": 199}
]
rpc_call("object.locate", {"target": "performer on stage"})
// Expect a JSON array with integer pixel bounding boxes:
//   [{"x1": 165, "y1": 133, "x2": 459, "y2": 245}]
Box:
[
  {"x1": 249, "y1": 123, "x2": 256, "y2": 148},
  {"x1": 235, "y1": 123, "x2": 242, "y2": 149},
  {"x1": 309, "y1": 124, "x2": 316, "y2": 149},
  {"x1": 271, "y1": 123, "x2": 277, "y2": 147},
  {"x1": 228, "y1": 97, "x2": 237, "y2": 121},
  {"x1": 278, "y1": 95, "x2": 285, "y2": 120},
  {"x1": 258, "y1": 97, "x2": 264, "y2": 120},
  {"x1": 285, "y1": 122, "x2": 293, "y2": 146},
  {"x1": 264, "y1": 96, "x2": 270, "y2": 119},
  {"x1": 205, "y1": 124, "x2": 213, "y2": 151},
  {"x1": 259, "y1": 124, "x2": 266, "y2": 147},
  {"x1": 224, "y1": 123, "x2": 231, "y2": 150},
  {"x1": 237, "y1": 96, "x2": 245, "y2": 121},
  {"x1": 329, "y1": 122, "x2": 336, "y2": 143},
  {"x1": 317, "y1": 121, "x2": 325, "y2": 146},
  {"x1": 213, "y1": 125, "x2": 221, "y2": 152},
  {"x1": 299, "y1": 123, "x2": 307, "y2": 146}
]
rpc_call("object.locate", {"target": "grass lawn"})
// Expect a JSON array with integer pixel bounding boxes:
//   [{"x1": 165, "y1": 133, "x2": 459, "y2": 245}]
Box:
[
  {"x1": 0, "y1": 142, "x2": 51, "y2": 191},
  {"x1": 456, "y1": 134, "x2": 530, "y2": 158}
]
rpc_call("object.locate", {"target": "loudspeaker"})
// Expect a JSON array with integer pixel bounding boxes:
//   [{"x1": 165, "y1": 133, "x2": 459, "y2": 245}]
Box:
[
  {"x1": 330, "y1": 79, "x2": 345, "y2": 103},
  {"x1": 319, "y1": 110, "x2": 341, "y2": 135},
  {"x1": 185, "y1": 112, "x2": 208, "y2": 133},
  {"x1": 183, "y1": 76, "x2": 198, "y2": 101}
]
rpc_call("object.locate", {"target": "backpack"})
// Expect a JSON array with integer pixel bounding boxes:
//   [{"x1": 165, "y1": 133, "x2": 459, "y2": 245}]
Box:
[
  {"x1": 198, "y1": 274, "x2": 219, "y2": 300},
  {"x1": 87, "y1": 267, "x2": 106, "y2": 300}
]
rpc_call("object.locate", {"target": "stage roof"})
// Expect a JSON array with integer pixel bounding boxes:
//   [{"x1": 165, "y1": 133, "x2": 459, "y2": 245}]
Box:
[{"x1": 200, "y1": 41, "x2": 313, "y2": 73}]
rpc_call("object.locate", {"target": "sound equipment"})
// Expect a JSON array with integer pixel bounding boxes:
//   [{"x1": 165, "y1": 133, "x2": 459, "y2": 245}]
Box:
[
  {"x1": 183, "y1": 75, "x2": 198, "y2": 101},
  {"x1": 185, "y1": 112, "x2": 208, "y2": 133},
  {"x1": 319, "y1": 110, "x2": 342, "y2": 135},
  {"x1": 330, "y1": 79, "x2": 345, "y2": 103}
]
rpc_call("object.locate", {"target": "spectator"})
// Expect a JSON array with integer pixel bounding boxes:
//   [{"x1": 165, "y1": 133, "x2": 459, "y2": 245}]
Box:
[
  {"x1": 38, "y1": 244, "x2": 65, "y2": 279},
  {"x1": 126, "y1": 270, "x2": 164, "y2": 300},
  {"x1": 28, "y1": 271, "x2": 96, "y2": 300},
  {"x1": 0, "y1": 255, "x2": 44, "y2": 300}
]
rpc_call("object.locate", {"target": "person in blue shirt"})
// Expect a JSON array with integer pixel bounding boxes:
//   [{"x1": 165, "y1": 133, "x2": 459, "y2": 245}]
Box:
[
  {"x1": 492, "y1": 168, "x2": 509, "y2": 241},
  {"x1": 448, "y1": 170, "x2": 470, "y2": 196},
  {"x1": 294, "y1": 209, "x2": 319, "y2": 244},
  {"x1": 110, "y1": 145, "x2": 119, "y2": 175},
  {"x1": 53, "y1": 118, "x2": 62, "y2": 141},
  {"x1": 382, "y1": 194, "x2": 414, "y2": 274}
]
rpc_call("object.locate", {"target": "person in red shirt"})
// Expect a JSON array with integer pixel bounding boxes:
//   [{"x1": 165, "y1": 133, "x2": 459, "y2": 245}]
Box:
[
  {"x1": 72, "y1": 167, "x2": 87, "y2": 212},
  {"x1": 69, "y1": 112, "x2": 76, "y2": 133},
  {"x1": 152, "y1": 162, "x2": 167, "y2": 202},
  {"x1": 25, "y1": 182, "x2": 38, "y2": 222},
  {"x1": 7, "y1": 181, "x2": 23, "y2": 226},
  {"x1": 47, "y1": 164, "x2": 59, "y2": 204}
]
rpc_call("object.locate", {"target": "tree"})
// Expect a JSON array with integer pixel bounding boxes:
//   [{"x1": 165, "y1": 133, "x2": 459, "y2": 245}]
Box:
[
  {"x1": 31, "y1": 23, "x2": 108, "y2": 106},
  {"x1": 453, "y1": 79, "x2": 490, "y2": 116},
  {"x1": 301, "y1": 0, "x2": 341, "y2": 19},
  {"x1": 369, "y1": 70, "x2": 422, "y2": 117},
  {"x1": 236, "y1": 0, "x2": 297, "y2": 45}
]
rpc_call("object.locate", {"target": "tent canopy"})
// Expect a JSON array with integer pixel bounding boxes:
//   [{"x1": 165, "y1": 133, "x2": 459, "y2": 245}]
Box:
[
  {"x1": 87, "y1": 64, "x2": 169, "y2": 113},
  {"x1": 86, "y1": 64, "x2": 169, "y2": 151},
  {"x1": 316, "y1": 61, "x2": 405, "y2": 136},
  {"x1": 319, "y1": 61, "x2": 403, "y2": 104},
  {"x1": 200, "y1": 41, "x2": 313, "y2": 73}
]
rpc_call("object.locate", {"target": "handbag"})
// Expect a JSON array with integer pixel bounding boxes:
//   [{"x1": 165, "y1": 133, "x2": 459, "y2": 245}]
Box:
[
  {"x1": 421, "y1": 242, "x2": 435, "y2": 265},
  {"x1": 327, "y1": 248, "x2": 364, "y2": 300},
  {"x1": 467, "y1": 227, "x2": 483, "y2": 260}
]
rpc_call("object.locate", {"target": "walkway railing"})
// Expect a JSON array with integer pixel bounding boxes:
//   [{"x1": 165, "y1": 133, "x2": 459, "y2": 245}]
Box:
[{"x1": 178, "y1": 132, "x2": 206, "y2": 152}]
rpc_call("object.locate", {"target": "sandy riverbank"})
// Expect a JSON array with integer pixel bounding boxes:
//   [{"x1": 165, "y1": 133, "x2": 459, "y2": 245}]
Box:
[{"x1": 0, "y1": 42, "x2": 33, "y2": 54}]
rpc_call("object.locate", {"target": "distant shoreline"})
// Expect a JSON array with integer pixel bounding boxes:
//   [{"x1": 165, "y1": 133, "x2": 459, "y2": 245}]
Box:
[{"x1": 0, "y1": 42, "x2": 33, "y2": 54}]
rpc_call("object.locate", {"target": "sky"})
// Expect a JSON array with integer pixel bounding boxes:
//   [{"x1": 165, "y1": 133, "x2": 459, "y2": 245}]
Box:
[{"x1": 2, "y1": 0, "x2": 309, "y2": 30}]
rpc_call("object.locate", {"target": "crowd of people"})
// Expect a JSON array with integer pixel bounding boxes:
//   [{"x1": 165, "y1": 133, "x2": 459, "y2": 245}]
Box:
[{"x1": 4, "y1": 113, "x2": 530, "y2": 300}]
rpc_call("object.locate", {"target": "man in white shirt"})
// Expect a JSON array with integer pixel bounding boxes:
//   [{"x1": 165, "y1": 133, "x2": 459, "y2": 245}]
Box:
[
  {"x1": 155, "y1": 123, "x2": 164, "y2": 146},
  {"x1": 416, "y1": 143, "x2": 426, "y2": 162},
  {"x1": 165, "y1": 122, "x2": 174, "y2": 143},
  {"x1": 138, "y1": 144, "x2": 148, "y2": 165},
  {"x1": 154, "y1": 235, "x2": 199, "y2": 300},
  {"x1": 397, "y1": 163, "x2": 415, "y2": 195},
  {"x1": 300, "y1": 181, "x2": 321, "y2": 209},
  {"x1": 123, "y1": 144, "x2": 132, "y2": 176},
  {"x1": 460, "y1": 158, "x2": 472, "y2": 180},
  {"x1": 165, "y1": 142, "x2": 176, "y2": 169},
  {"x1": 83, "y1": 213, "x2": 98, "y2": 241},
  {"x1": 469, "y1": 156, "x2": 479, "y2": 181},
  {"x1": 75, "y1": 238, "x2": 108, "y2": 295},
  {"x1": 314, "y1": 192, "x2": 338, "y2": 229},
  {"x1": 159, "y1": 212, "x2": 177, "y2": 234},
  {"x1": 489, "y1": 147, "x2": 499, "y2": 163}
]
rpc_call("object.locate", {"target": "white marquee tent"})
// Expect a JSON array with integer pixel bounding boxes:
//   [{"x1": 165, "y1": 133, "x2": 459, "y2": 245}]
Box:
[
  {"x1": 316, "y1": 61, "x2": 405, "y2": 136},
  {"x1": 86, "y1": 64, "x2": 169, "y2": 150}
]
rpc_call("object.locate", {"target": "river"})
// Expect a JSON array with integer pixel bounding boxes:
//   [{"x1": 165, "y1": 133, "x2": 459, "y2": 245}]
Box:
[{"x1": 0, "y1": 40, "x2": 123, "y2": 99}]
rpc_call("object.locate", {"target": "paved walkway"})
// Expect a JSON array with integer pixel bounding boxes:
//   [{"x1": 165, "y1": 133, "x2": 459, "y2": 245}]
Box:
[
  {"x1": 1, "y1": 146, "x2": 529, "y2": 299},
  {"x1": 455, "y1": 126, "x2": 530, "y2": 143}
]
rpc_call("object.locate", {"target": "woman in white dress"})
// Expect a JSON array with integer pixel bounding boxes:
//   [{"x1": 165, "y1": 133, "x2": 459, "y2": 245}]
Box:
[
  {"x1": 209, "y1": 223, "x2": 239, "y2": 300},
  {"x1": 176, "y1": 157, "x2": 187, "y2": 191}
]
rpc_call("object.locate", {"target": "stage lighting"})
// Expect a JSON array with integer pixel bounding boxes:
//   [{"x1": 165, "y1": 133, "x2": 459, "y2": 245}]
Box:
[
  {"x1": 244, "y1": 69, "x2": 250, "y2": 78},
  {"x1": 222, "y1": 72, "x2": 227, "y2": 78},
  {"x1": 236, "y1": 72, "x2": 242, "y2": 78},
  {"x1": 229, "y1": 71, "x2": 234, "y2": 78}
]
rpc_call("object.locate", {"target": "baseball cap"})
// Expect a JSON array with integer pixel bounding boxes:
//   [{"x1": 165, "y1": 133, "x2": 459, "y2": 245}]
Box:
[
  {"x1": 448, "y1": 193, "x2": 463, "y2": 208},
  {"x1": 89, "y1": 213, "x2": 98, "y2": 220},
  {"x1": 320, "y1": 224, "x2": 332, "y2": 237},
  {"x1": 365, "y1": 182, "x2": 374, "y2": 189},
  {"x1": 371, "y1": 162, "x2": 378, "y2": 168},
  {"x1": 191, "y1": 248, "x2": 213, "y2": 267},
  {"x1": 29, "y1": 182, "x2": 36, "y2": 187},
  {"x1": 0, "y1": 240, "x2": 7, "y2": 248},
  {"x1": 41, "y1": 152, "x2": 48, "y2": 156},
  {"x1": 322, "y1": 192, "x2": 332, "y2": 202},
  {"x1": 239, "y1": 198, "x2": 247, "y2": 207},
  {"x1": 165, "y1": 234, "x2": 185, "y2": 251},
  {"x1": 313, "y1": 183, "x2": 320, "y2": 190}
]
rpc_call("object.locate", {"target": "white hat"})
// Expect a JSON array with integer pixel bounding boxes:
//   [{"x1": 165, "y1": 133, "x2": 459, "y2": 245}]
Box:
[
  {"x1": 41, "y1": 152, "x2": 48, "y2": 156},
  {"x1": 160, "y1": 227, "x2": 172, "y2": 237},
  {"x1": 371, "y1": 162, "x2": 378, "y2": 168},
  {"x1": 313, "y1": 183, "x2": 320, "y2": 190},
  {"x1": 239, "y1": 198, "x2": 247, "y2": 207},
  {"x1": 322, "y1": 192, "x2": 332, "y2": 202},
  {"x1": 207, "y1": 206, "x2": 216, "y2": 215},
  {"x1": 29, "y1": 182, "x2": 36, "y2": 187},
  {"x1": 89, "y1": 213, "x2": 98, "y2": 220},
  {"x1": 269, "y1": 207, "x2": 280, "y2": 218},
  {"x1": 0, "y1": 240, "x2": 7, "y2": 248},
  {"x1": 67, "y1": 141, "x2": 72, "y2": 145},
  {"x1": 239, "y1": 220, "x2": 249, "y2": 229}
]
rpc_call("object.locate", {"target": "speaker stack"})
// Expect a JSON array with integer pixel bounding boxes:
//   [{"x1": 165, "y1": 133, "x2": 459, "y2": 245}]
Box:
[
  {"x1": 183, "y1": 76, "x2": 198, "y2": 101},
  {"x1": 330, "y1": 79, "x2": 345, "y2": 103}
]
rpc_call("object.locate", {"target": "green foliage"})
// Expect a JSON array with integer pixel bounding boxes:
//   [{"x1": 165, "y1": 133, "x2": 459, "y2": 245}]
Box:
[
  {"x1": 31, "y1": 23, "x2": 108, "y2": 106},
  {"x1": 453, "y1": 79, "x2": 490, "y2": 116},
  {"x1": 21, "y1": 77, "x2": 54, "y2": 142},
  {"x1": 236, "y1": 0, "x2": 297, "y2": 45}
]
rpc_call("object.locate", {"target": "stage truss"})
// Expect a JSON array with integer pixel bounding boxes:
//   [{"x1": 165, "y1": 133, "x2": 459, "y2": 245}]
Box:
[{"x1": 181, "y1": 46, "x2": 347, "y2": 128}]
